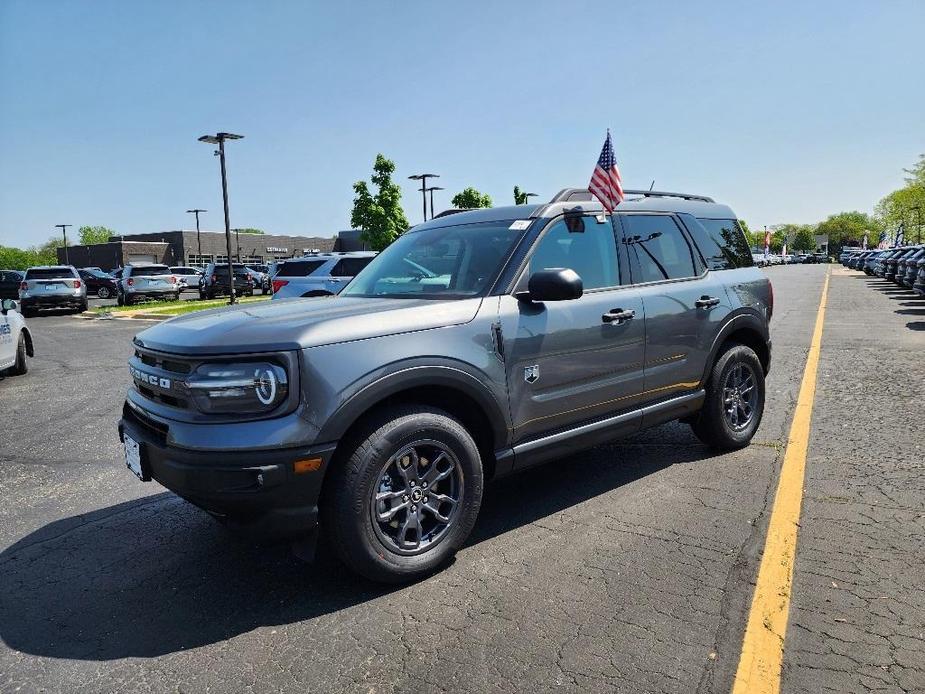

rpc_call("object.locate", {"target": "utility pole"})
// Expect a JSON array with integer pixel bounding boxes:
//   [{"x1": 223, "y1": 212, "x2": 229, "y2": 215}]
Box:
[
  {"x1": 186, "y1": 209, "x2": 206, "y2": 263},
  {"x1": 198, "y1": 132, "x2": 243, "y2": 304},
  {"x1": 409, "y1": 173, "x2": 439, "y2": 222},
  {"x1": 55, "y1": 224, "x2": 72, "y2": 264}
]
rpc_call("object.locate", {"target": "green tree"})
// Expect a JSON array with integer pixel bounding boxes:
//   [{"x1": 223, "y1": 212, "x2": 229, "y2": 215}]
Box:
[
  {"x1": 791, "y1": 227, "x2": 816, "y2": 252},
  {"x1": 815, "y1": 211, "x2": 880, "y2": 252},
  {"x1": 451, "y1": 187, "x2": 492, "y2": 209},
  {"x1": 235, "y1": 228, "x2": 265, "y2": 235},
  {"x1": 350, "y1": 154, "x2": 409, "y2": 251},
  {"x1": 514, "y1": 186, "x2": 528, "y2": 205},
  {"x1": 0, "y1": 246, "x2": 34, "y2": 270},
  {"x1": 738, "y1": 219, "x2": 751, "y2": 239},
  {"x1": 875, "y1": 155, "x2": 925, "y2": 241},
  {"x1": 78, "y1": 225, "x2": 116, "y2": 245}
]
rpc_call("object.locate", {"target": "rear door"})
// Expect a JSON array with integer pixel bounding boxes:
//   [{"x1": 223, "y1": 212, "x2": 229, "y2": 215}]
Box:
[
  {"x1": 617, "y1": 212, "x2": 732, "y2": 401},
  {"x1": 499, "y1": 212, "x2": 646, "y2": 443},
  {"x1": 330, "y1": 257, "x2": 374, "y2": 293}
]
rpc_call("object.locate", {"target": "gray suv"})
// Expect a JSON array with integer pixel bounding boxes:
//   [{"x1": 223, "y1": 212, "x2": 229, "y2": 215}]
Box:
[
  {"x1": 271, "y1": 251, "x2": 376, "y2": 300},
  {"x1": 118, "y1": 189, "x2": 772, "y2": 582},
  {"x1": 117, "y1": 264, "x2": 180, "y2": 306}
]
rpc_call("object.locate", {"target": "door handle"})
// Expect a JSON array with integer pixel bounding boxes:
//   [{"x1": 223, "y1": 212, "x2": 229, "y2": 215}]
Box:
[
  {"x1": 602, "y1": 308, "x2": 636, "y2": 324},
  {"x1": 695, "y1": 295, "x2": 721, "y2": 308}
]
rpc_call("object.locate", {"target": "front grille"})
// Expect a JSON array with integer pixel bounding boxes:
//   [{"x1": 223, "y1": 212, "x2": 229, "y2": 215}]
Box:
[
  {"x1": 135, "y1": 349, "x2": 191, "y2": 374},
  {"x1": 131, "y1": 344, "x2": 196, "y2": 411}
]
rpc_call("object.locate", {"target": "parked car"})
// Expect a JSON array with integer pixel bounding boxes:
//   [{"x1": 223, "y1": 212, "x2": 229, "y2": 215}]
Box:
[
  {"x1": 78, "y1": 268, "x2": 120, "y2": 299},
  {"x1": 913, "y1": 256, "x2": 925, "y2": 296},
  {"x1": 245, "y1": 266, "x2": 271, "y2": 294},
  {"x1": 19, "y1": 265, "x2": 88, "y2": 315},
  {"x1": 0, "y1": 270, "x2": 24, "y2": 300},
  {"x1": 270, "y1": 252, "x2": 377, "y2": 300},
  {"x1": 884, "y1": 247, "x2": 914, "y2": 282},
  {"x1": 751, "y1": 253, "x2": 769, "y2": 268},
  {"x1": 900, "y1": 248, "x2": 925, "y2": 287},
  {"x1": 169, "y1": 266, "x2": 203, "y2": 292},
  {"x1": 116, "y1": 264, "x2": 180, "y2": 306},
  {"x1": 0, "y1": 299, "x2": 33, "y2": 375},
  {"x1": 895, "y1": 247, "x2": 923, "y2": 287},
  {"x1": 199, "y1": 262, "x2": 255, "y2": 300},
  {"x1": 863, "y1": 250, "x2": 885, "y2": 275},
  {"x1": 839, "y1": 247, "x2": 862, "y2": 264},
  {"x1": 118, "y1": 188, "x2": 772, "y2": 582}
]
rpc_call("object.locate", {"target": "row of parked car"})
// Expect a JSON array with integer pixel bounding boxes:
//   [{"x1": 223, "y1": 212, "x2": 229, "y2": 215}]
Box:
[
  {"x1": 0, "y1": 251, "x2": 380, "y2": 315},
  {"x1": 841, "y1": 246, "x2": 925, "y2": 295},
  {"x1": 750, "y1": 252, "x2": 832, "y2": 267}
]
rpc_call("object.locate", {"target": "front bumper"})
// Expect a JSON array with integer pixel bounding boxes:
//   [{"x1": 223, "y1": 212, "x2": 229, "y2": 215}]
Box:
[{"x1": 118, "y1": 403, "x2": 335, "y2": 538}]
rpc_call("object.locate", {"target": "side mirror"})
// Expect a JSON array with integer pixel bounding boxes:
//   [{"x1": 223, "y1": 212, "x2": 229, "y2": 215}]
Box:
[
  {"x1": 519, "y1": 268, "x2": 583, "y2": 302},
  {"x1": 1, "y1": 299, "x2": 18, "y2": 314}
]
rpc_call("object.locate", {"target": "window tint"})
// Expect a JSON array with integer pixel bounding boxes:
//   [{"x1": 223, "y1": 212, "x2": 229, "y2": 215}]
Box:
[
  {"x1": 276, "y1": 260, "x2": 327, "y2": 277},
  {"x1": 332, "y1": 257, "x2": 374, "y2": 277},
  {"x1": 527, "y1": 214, "x2": 619, "y2": 290},
  {"x1": 622, "y1": 215, "x2": 697, "y2": 283},
  {"x1": 688, "y1": 218, "x2": 754, "y2": 269},
  {"x1": 25, "y1": 267, "x2": 77, "y2": 279},
  {"x1": 130, "y1": 265, "x2": 171, "y2": 277}
]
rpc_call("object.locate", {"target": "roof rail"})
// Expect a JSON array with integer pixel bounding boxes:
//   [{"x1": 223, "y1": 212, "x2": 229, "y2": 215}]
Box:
[{"x1": 549, "y1": 188, "x2": 715, "y2": 204}]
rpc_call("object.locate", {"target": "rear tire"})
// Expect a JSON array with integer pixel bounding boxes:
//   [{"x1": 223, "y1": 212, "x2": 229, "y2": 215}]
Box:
[
  {"x1": 97, "y1": 287, "x2": 111, "y2": 299},
  {"x1": 690, "y1": 343, "x2": 765, "y2": 450},
  {"x1": 8, "y1": 334, "x2": 28, "y2": 375},
  {"x1": 322, "y1": 405, "x2": 484, "y2": 583},
  {"x1": 78, "y1": 300, "x2": 88, "y2": 313}
]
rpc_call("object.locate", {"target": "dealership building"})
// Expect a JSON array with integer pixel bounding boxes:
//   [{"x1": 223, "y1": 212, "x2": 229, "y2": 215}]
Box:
[{"x1": 56, "y1": 230, "x2": 364, "y2": 270}]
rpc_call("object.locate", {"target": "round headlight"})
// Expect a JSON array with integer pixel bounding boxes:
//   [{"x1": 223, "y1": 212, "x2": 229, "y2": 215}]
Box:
[{"x1": 254, "y1": 366, "x2": 277, "y2": 405}]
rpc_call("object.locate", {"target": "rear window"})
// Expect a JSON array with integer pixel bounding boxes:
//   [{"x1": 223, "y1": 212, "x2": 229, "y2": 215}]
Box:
[
  {"x1": 331, "y1": 257, "x2": 374, "y2": 276},
  {"x1": 25, "y1": 267, "x2": 77, "y2": 279},
  {"x1": 131, "y1": 265, "x2": 171, "y2": 277},
  {"x1": 276, "y1": 260, "x2": 327, "y2": 277},
  {"x1": 170, "y1": 267, "x2": 198, "y2": 274},
  {"x1": 689, "y1": 218, "x2": 754, "y2": 269}
]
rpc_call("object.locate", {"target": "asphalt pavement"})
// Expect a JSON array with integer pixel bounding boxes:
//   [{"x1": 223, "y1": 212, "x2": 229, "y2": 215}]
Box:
[{"x1": 0, "y1": 265, "x2": 922, "y2": 693}]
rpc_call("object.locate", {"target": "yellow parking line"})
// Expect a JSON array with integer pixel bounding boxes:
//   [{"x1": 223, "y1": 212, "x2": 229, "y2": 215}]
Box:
[{"x1": 731, "y1": 269, "x2": 831, "y2": 694}]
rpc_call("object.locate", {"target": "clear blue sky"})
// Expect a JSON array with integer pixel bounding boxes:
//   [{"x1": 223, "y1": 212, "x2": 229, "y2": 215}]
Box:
[{"x1": 1, "y1": 0, "x2": 922, "y2": 248}]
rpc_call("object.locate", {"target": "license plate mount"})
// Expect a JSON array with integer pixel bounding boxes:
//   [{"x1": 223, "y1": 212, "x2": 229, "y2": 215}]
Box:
[{"x1": 123, "y1": 433, "x2": 150, "y2": 481}]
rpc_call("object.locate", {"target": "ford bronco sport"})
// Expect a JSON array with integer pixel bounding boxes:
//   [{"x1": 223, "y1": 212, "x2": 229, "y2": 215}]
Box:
[{"x1": 119, "y1": 189, "x2": 772, "y2": 582}]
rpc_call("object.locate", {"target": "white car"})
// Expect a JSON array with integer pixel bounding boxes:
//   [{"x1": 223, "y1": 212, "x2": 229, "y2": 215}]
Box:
[{"x1": 0, "y1": 299, "x2": 33, "y2": 376}]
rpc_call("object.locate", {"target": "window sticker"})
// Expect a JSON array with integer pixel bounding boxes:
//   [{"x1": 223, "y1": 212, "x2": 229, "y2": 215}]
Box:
[{"x1": 508, "y1": 220, "x2": 531, "y2": 231}]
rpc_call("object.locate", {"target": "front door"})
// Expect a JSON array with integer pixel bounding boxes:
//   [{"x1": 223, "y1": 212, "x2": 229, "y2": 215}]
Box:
[{"x1": 499, "y1": 212, "x2": 647, "y2": 444}]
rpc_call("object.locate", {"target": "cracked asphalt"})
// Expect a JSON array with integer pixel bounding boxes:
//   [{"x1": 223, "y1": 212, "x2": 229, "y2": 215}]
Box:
[{"x1": 0, "y1": 264, "x2": 922, "y2": 693}]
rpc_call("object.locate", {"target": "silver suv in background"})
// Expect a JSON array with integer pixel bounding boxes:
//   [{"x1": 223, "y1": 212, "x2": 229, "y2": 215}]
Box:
[
  {"x1": 169, "y1": 266, "x2": 203, "y2": 292},
  {"x1": 271, "y1": 251, "x2": 376, "y2": 299},
  {"x1": 117, "y1": 264, "x2": 180, "y2": 306},
  {"x1": 19, "y1": 265, "x2": 88, "y2": 315}
]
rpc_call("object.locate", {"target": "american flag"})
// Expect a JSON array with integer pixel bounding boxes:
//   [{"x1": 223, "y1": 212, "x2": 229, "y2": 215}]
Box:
[{"x1": 588, "y1": 130, "x2": 624, "y2": 211}]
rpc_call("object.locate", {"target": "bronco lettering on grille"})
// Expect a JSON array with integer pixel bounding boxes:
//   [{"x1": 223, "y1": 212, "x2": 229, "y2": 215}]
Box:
[{"x1": 129, "y1": 365, "x2": 171, "y2": 390}]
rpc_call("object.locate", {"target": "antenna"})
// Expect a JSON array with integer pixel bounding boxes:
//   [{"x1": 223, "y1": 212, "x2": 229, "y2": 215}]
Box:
[{"x1": 649, "y1": 180, "x2": 656, "y2": 191}]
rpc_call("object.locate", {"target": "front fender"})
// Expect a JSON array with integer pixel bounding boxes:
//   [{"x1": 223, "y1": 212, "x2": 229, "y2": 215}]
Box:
[
  {"x1": 21, "y1": 326, "x2": 34, "y2": 357},
  {"x1": 314, "y1": 360, "x2": 510, "y2": 447}
]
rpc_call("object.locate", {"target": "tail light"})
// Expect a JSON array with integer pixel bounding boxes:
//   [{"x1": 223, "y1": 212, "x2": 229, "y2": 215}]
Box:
[
  {"x1": 73, "y1": 280, "x2": 81, "y2": 289},
  {"x1": 127, "y1": 277, "x2": 134, "y2": 286},
  {"x1": 170, "y1": 276, "x2": 176, "y2": 284},
  {"x1": 246, "y1": 273, "x2": 252, "y2": 281},
  {"x1": 767, "y1": 279, "x2": 774, "y2": 321},
  {"x1": 272, "y1": 279, "x2": 288, "y2": 293},
  {"x1": 20, "y1": 281, "x2": 27, "y2": 290}
]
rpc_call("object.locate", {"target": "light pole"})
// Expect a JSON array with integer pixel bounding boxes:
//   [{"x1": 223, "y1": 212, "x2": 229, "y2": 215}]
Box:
[
  {"x1": 198, "y1": 132, "x2": 243, "y2": 304},
  {"x1": 409, "y1": 173, "x2": 439, "y2": 222},
  {"x1": 523, "y1": 192, "x2": 538, "y2": 205},
  {"x1": 232, "y1": 228, "x2": 243, "y2": 261},
  {"x1": 55, "y1": 224, "x2": 72, "y2": 264},
  {"x1": 186, "y1": 209, "x2": 206, "y2": 263},
  {"x1": 425, "y1": 186, "x2": 444, "y2": 218}
]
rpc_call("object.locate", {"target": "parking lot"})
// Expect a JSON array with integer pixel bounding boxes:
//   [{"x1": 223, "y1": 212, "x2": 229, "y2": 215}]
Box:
[{"x1": 0, "y1": 264, "x2": 922, "y2": 693}]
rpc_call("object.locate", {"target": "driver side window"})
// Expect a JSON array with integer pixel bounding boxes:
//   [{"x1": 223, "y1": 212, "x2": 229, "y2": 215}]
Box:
[{"x1": 526, "y1": 214, "x2": 619, "y2": 290}]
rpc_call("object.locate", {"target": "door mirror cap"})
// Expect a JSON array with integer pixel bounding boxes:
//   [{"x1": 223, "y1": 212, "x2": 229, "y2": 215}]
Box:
[
  {"x1": 1, "y1": 299, "x2": 18, "y2": 314},
  {"x1": 518, "y1": 268, "x2": 583, "y2": 302}
]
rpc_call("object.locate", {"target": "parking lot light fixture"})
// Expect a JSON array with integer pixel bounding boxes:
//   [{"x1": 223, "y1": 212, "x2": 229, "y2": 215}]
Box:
[
  {"x1": 409, "y1": 173, "x2": 439, "y2": 222},
  {"x1": 198, "y1": 133, "x2": 243, "y2": 304},
  {"x1": 186, "y1": 209, "x2": 207, "y2": 262},
  {"x1": 524, "y1": 192, "x2": 538, "y2": 204},
  {"x1": 425, "y1": 186, "x2": 444, "y2": 218},
  {"x1": 55, "y1": 224, "x2": 72, "y2": 264}
]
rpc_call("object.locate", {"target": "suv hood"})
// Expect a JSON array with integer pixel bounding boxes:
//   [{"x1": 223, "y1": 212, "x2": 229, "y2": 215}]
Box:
[{"x1": 133, "y1": 296, "x2": 483, "y2": 355}]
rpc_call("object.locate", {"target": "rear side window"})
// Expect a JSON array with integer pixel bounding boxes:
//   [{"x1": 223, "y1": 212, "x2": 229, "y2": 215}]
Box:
[
  {"x1": 621, "y1": 215, "x2": 697, "y2": 283},
  {"x1": 131, "y1": 266, "x2": 170, "y2": 277},
  {"x1": 276, "y1": 260, "x2": 327, "y2": 277},
  {"x1": 25, "y1": 267, "x2": 77, "y2": 279},
  {"x1": 688, "y1": 218, "x2": 754, "y2": 270},
  {"x1": 332, "y1": 257, "x2": 374, "y2": 277}
]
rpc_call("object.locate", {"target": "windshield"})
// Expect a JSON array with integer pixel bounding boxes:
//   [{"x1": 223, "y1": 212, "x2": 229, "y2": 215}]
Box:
[{"x1": 342, "y1": 221, "x2": 527, "y2": 299}]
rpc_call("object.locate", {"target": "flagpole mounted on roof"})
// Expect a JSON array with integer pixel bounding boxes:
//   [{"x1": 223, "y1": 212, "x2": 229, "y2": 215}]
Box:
[{"x1": 588, "y1": 129, "x2": 624, "y2": 212}]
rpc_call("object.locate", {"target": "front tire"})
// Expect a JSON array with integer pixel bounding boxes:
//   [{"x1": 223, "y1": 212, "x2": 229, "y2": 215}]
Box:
[
  {"x1": 690, "y1": 343, "x2": 765, "y2": 450},
  {"x1": 8, "y1": 334, "x2": 28, "y2": 375},
  {"x1": 322, "y1": 405, "x2": 484, "y2": 583}
]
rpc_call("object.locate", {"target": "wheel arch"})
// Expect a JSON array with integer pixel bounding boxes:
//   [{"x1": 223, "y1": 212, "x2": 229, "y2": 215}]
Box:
[
  {"x1": 318, "y1": 366, "x2": 510, "y2": 481},
  {"x1": 702, "y1": 312, "x2": 770, "y2": 384},
  {"x1": 20, "y1": 326, "x2": 35, "y2": 357}
]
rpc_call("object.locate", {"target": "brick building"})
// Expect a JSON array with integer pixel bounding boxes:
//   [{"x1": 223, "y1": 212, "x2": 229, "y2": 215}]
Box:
[{"x1": 58, "y1": 230, "x2": 338, "y2": 271}]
